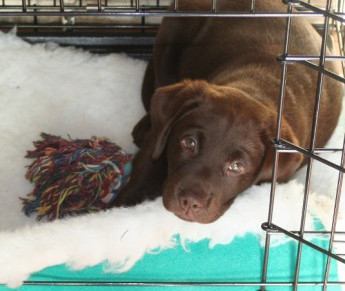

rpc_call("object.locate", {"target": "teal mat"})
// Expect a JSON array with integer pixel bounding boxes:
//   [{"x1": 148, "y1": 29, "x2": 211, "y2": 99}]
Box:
[{"x1": 1, "y1": 232, "x2": 340, "y2": 291}]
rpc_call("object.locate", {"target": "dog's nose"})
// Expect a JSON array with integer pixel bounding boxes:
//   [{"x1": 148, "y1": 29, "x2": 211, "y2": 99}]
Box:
[{"x1": 178, "y1": 190, "x2": 206, "y2": 213}]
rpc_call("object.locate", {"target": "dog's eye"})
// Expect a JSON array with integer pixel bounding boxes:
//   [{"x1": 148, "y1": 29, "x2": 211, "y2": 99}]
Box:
[
  {"x1": 226, "y1": 161, "x2": 245, "y2": 175},
  {"x1": 180, "y1": 136, "x2": 197, "y2": 154}
]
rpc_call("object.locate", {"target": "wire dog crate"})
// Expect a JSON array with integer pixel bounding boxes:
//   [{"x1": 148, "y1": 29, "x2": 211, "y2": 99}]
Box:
[{"x1": 0, "y1": 0, "x2": 344, "y2": 290}]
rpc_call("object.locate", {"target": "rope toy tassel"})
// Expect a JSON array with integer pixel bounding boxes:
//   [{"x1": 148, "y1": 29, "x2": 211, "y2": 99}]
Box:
[{"x1": 21, "y1": 133, "x2": 132, "y2": 221}]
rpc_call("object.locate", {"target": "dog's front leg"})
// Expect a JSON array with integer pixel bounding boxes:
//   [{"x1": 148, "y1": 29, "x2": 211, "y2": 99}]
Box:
[{"x1": 113, "y1": 139, "x2": 167, "y2": 207}]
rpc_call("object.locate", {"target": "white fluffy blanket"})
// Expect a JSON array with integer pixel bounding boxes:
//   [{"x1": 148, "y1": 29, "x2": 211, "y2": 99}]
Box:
[{"x1": 0, "y1": 31, "x2": 344, "y2": 288}]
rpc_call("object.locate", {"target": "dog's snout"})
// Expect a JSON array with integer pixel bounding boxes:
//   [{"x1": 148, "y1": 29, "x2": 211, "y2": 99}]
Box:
[
  {"x1": 178, "y1": 190, "x2": 209, "y2": 213},
  {"x1": 180, "y1": 195, "x2": 202, "y2": 212}
]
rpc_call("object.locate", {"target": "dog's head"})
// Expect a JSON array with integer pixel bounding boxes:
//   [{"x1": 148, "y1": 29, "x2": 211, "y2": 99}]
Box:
[{"x1": 148, "y1": 80, "x2": 303, "y2": 223}]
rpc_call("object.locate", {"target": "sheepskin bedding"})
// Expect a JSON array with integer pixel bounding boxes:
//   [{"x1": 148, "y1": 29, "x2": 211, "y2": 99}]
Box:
[{"x1": 0, "y1": 31, "x2": 344, "y2": 290}]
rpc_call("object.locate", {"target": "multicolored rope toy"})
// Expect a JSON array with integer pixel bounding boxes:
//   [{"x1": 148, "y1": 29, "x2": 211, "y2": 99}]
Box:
[{"x1": 21, "y1": 133, "x2": 132, "y2": 221}]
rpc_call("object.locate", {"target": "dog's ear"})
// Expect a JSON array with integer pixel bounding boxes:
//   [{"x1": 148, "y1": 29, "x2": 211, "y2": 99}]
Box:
[
  {"x1": 256, "y1": 113, "x2": 304, "y2": 183},
  {"x1": 149, "y1": 80, "x2": 207, "y2": 159}
]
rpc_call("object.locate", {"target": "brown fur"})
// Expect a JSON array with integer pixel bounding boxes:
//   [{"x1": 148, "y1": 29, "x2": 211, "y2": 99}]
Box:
[{"x1": 114, "y1": 0, "x2": 343, "y2": 223}]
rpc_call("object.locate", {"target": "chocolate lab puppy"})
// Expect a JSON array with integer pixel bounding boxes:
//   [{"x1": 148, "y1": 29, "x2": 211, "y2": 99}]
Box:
[{"x1": 115, "y1": 0, "x2": 343, "y2": 223}]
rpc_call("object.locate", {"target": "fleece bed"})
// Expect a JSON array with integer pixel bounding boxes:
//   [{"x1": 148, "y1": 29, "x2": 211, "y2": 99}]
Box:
[
  {"x1": 0, "y1": 31, "x2": 344, "y2": 290},
  {"x1": 2, "y1": 233, "x2": 341, "y2": 291}
]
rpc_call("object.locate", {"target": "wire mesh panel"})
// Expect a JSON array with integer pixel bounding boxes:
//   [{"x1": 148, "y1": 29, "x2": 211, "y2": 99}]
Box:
[
  {"x1": 0, "y1": 0, "x2": 340, "y2": 55},
  {"x1": 0, "y1": 0, "x2": 344, "y2": 290},
  {"x1": 261, "y1": 1, "x2": 345, "y2": 290},
  {"x1": 0, "y1": 0, "x2": 170, "y2": 56}
]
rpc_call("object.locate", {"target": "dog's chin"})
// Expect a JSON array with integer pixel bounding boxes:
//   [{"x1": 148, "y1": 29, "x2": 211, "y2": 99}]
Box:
[
  {"x1": 162, "y1": 196, "x2": 227, "y2": 224},
  {"x1": 163, "y1": 191, "x2": 236, "y2": 224},
  {"x1": 173, "y1": 211, "x2": 223, "y2": 224}
]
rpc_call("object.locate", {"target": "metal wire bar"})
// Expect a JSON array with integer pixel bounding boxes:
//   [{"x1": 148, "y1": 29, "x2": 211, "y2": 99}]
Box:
[
  {"x1": 21, "y1": 0, "x2": 26, "y2": 12},
  {"x1": 1, "y1": 1, "x2": 343, "y2": 16},
  {"x1": 250, "y1": 0, "x2": 256, "y2": 12},
  {"x1": 9, "y1": 280, "x2": 345, "y2": 287},
  {"x1": 262, "y1": 223, "x2": 345, "y2": 264},
  {"x1": 300, "y1": 60, "x2": 345, "y2": 83},
  {"x1": 0, "y1": 11, "x2": 337, "y2": 18},
  {"x1": 261, "y1": 3, "x2": 294, "y2": 291},
  {"x1": 270, "y1": 0, "x2": 294, "y2": 233},
  {"x1": 273, "y1": 139, "x2": 345, "y2": 173},
  {"x1": 0, "y1": 0, "x2": 344, "y2": 19},
  {"x1": 0, "y1": 24, "x2": 158, "y2": 29},
  {"x1": 265, "y1": 229, "x2": 345, "y2": 235},
  {"x1": 174, "y1": 0, "x2": 178, "y2": 12},
  {"x1": 141, "y1": 14, "x2": 145, "y2": 33},
  {"x1": 298, "y1": 0, "x2": 345, "y2": 23},
  {"x1": 279, "y1": 54, "x2": 345, "y2": 62},
  {"x1": 211, "y1": 0, "x2": 216, "y2": 12},
  {"x1": 0, "y1": 5, "x2": 167, "y2": 11},
  {"x1": 274, "y1": 147, "x2": 343, "y2": 153},
  {"x1": 277, "y1": 55, "x2": 345, "y2": 83},
  {"x1": 323, "y1": 135, "x2": 345, "y2": 290},
  {"x1": 293, "y1": 1, "x2": 333, "y2": 289},
  {"x1": 335, "y1": 14, "x2": 345, "y2": 75}
]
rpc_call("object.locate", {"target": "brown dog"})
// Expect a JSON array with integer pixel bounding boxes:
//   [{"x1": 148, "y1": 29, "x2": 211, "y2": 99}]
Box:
[{"x1": 115, "y1": 0, "x2": 343, "y2": 223}]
